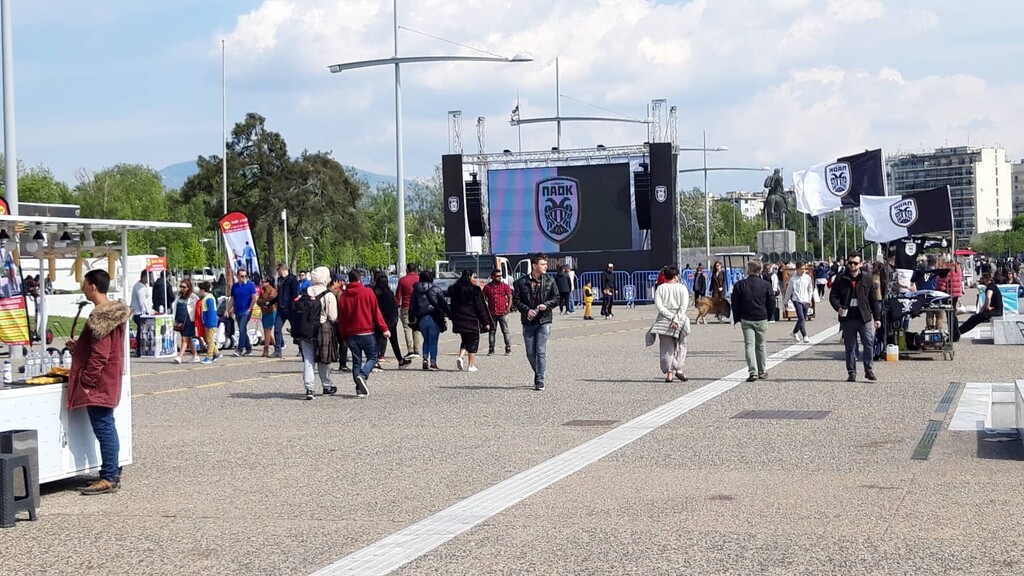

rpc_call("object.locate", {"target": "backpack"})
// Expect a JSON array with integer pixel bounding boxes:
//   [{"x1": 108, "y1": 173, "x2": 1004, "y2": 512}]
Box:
[{"x1": 291, "y1": 290, "x2": 332, "y2": 340}]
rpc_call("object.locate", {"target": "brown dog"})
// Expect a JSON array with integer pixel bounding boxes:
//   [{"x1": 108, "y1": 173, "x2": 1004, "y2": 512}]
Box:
[{"x1": 695, "y1": 296, "x2": 731, "y2": 324}]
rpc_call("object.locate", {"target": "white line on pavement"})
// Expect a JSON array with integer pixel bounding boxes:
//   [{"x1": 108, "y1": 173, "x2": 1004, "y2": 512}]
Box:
[{"x1": 310, "y1": 322, "x2": 843, "y2": 576}]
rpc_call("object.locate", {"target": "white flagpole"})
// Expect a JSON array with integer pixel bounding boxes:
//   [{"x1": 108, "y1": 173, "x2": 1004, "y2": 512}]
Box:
[
  {"x1": 517, "y1": 89, "x2": 522, "y2": 153},
  {"x1": 222, "y1": 39, "x2": 227, "y2": 216}
]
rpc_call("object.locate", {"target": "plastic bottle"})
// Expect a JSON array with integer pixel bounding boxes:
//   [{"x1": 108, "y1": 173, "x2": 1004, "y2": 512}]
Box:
[
  {"x1": 26, "y1": 352, "x2": 37, "y2": 378},
  {"x1": 2, "y1": 359, "x2": 12, "y2": 384},
  {"x1": 49, "y1": 351, "x2": 60, "y2": 372},
  {"x1": 41, "y1": 352, "x2": 52, "y2": 374},
  {"x1": 62, "y1": 350, "x2": 72, "y2": 369}
]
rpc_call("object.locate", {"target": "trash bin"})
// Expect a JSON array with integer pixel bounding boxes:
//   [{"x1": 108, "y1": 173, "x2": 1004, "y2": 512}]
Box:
[{"x1": 1, "y1": 430, "x2": 39, "y2": 505}]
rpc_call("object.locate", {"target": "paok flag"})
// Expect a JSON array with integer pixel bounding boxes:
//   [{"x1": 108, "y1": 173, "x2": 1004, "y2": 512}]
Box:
[
  {"x1": 793, "y1": 149, "x2": 885, "y2": 216},
  {"x1": 860, "y1": 186, "x2": 953, "y2": 243}
]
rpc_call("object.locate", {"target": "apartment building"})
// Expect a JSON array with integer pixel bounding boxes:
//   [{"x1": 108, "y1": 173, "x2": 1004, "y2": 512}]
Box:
[
  {"x1": 1012, "y1": 160, "x2": 1024, "y2": 218},
  {"x1": 888, "y1": 146, "x2": 1012, "y2": 245}
]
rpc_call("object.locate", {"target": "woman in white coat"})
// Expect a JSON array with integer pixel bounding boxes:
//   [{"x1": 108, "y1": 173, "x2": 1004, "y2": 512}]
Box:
[
  {"x1": 650, "y1": 265, "x2": 691, "y2": 382},
  {"x1": 782, "y1": 261, "x2": 817, "y2": 343}
]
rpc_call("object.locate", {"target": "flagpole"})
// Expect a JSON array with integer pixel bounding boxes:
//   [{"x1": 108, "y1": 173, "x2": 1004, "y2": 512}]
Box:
[{"x1": 222, "y1": 38, "x2": 227, "y2": 216}]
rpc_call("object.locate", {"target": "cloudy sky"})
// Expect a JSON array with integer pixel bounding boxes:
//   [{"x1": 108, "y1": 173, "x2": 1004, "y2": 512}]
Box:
[{"x1": 6, "y1": 0, "x2": 1023, "y2": 193}]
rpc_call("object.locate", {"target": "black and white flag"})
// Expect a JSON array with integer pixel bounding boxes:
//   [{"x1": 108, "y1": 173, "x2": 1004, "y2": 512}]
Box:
[
  {"x1": 860, "y1": 186, "x2": 953, "y2": 243},
  {"x1": 793, "y1": 148, "x2": 885, "y2": 216}
]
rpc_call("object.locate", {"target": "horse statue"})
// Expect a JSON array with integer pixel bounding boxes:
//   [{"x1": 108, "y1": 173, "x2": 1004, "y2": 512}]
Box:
[{"x1": 763, "y1": 168, "x2": 791, "y2": 230}]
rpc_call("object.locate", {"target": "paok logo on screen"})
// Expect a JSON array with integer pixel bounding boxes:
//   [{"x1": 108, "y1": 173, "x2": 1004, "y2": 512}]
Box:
[{"x1": 535, "y1": 176, "x2": 580, "y2": 243}]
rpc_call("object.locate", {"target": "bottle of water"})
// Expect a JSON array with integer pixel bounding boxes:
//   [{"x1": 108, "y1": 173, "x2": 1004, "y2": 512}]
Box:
[
  {"x1": 26, "y1": 352, "x2": 37, "y2": 378},
  {"x1": 3, "y1": 359, "x2": 12, "y2": 385},
  {"x1": 41, "y1": 352, "x2": 51, "y2": 374},
  {"x1": 62, "y1": 349, "x2": 72, "y2": 369},
  {"x1": 49, "y1": 351, "x2": 60, "y2": 372}
]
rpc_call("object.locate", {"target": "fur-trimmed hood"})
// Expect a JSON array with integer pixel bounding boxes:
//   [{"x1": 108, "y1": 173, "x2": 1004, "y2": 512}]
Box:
[{"x1": 85, "y1": 300, "x2": 133, "y2": 339}]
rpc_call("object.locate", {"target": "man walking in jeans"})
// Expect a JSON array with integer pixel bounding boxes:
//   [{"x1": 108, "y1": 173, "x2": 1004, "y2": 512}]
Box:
[
  {"x1": 338, "y1": 268, "x2": 389, "y2": 397},
  {"x1": 229, "y1": 268, "x2": 258, "y2": 356},
  {"x1": 513, "y1": 253, "x2": 559, "y2": 390},
  {"x1": 731, "y1": 259, "x2": 775, "y2": 382},
  {"x1": 483, "y1": 268, "x2": 513, "y2": 355},
  {"x1": 67, "y1": 270, "x2": 132, "y2": 495},
  {"x1": 829, "y1": 253, "x2": 881, "y2": 382},
  {"x1": 274, "y1": 263, "x2": 299, "y2": 358}
]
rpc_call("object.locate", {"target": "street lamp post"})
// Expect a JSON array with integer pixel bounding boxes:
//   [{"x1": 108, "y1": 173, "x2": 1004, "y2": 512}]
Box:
[
  {"x1": 328, "y1": 0, "x2": 531, "y2": 276},
  {"x1": 303, "y1": 236, "x2": 314, "y2": 267},
  {"x1": 281, "y1": 209, "x2": 289, "y2": 268},
  {"x1": 679, "y1": 142, "x2": 770, "y2": 268}
]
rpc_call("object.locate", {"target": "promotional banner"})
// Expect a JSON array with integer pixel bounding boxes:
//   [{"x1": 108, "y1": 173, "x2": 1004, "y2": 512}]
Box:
[
  {"x1": 218, "y1": 211, "x2": 260, "y2": 278},
  {"x1": 861, "y1": 186, "x2": 953, "y2": 243},
  {"x1": 0, "y1": 240, "x2": 29, "y2": 345},
  {"x1": 793, "y1": 149, "x2": 885, "y2": 216},
  {"x1": 0, "y1": 197, "x2": 9, "y2": 215},
  {"x1": 146, "y1": 256, "x2": 167, "y2": 273}
]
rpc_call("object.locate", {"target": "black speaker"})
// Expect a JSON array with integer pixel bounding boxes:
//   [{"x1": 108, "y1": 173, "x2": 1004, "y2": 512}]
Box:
[
  {"x1": 465, "y1": 175, "x2": 485, "y2": 237},
  {"x1": 634, "y1": 164, "x2": 652, "y2": 230}
]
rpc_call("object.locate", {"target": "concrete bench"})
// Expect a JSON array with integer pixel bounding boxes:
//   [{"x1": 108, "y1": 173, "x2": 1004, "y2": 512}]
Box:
[
  {"x1": 1017, "y1": 380, "x2": 1024, "y2": 450},
  {"x1": 992, "y1": 315, "x2": 1024, "y2": 345}
]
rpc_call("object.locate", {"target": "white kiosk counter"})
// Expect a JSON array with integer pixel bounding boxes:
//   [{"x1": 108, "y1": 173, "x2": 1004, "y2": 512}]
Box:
[{"x1": 0, "y1": 215, "x2": 190, "y2": 483}]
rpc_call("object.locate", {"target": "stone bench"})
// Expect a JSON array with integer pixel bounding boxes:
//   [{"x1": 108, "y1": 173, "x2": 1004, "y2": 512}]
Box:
[{"x1": 992, "y1": 315, "x2": 1024, "y2": 345}]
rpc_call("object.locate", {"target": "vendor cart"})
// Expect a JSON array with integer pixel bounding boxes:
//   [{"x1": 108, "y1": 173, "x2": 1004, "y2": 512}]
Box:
[{"x1": 0, "y1": 215, "x2": 190, "y2": 483}]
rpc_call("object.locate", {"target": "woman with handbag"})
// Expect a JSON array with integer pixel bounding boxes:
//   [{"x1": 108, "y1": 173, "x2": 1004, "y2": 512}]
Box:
[
  {"x1": 410, "y1": 270, "x2": 451, "y2": 371},
  {"x1": 171, "y1": 278, "x2": 199, "y2": 364},
  {"x1": 649, "y1": 266, "x2": 690, "y2": 382}
]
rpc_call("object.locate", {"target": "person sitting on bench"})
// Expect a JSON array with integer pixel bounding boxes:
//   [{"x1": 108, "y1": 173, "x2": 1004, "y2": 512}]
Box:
[{"x1": 955, "y1": 273, "x2": 1002, "y2": 341}]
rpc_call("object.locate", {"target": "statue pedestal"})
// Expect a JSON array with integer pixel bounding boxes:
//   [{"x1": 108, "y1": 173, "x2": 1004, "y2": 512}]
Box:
[{"x1": 757, "y1": 230, "x2": 797, "y2": 260}]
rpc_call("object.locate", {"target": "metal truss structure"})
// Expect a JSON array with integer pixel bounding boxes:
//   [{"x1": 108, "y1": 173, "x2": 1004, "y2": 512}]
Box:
[
  {"x1": 462, "y1": 144, "x2": 651, "y2": 171},
  {"x1": 447, "y1": 110, "x2": 462, "y2": 154}
]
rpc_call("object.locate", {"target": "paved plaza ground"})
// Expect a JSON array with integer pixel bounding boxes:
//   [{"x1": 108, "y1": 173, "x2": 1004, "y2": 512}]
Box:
[{"x1": 2, "y1": 301, "x2": 1023, "y2": 575}]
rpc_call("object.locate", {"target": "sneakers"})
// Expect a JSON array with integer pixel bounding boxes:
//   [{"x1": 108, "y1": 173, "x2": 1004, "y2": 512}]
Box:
[
  {"x1": 847, "y1": 373, "x2": 856, "y2": 382},
  {"x1": 429, "y1": 363, "x2": 440, "y2": 371},
  {"x1": 793, "y1": 333, "x2": 802, "y2": 343},
  {"x1": 422, "y1": 360, "x2": 430, "y2": 371},
  {"x1": 172, "y1": 357, "x2": 182, "y2": 364},
  {"x1": 802, "y1": 335, "x2": 811, "y2": 343},
  {"x1": 213, "y1": 353, "x2": 223, "y2": 361},
  {"x1": 271, "y1": 351, "x2": 282, "y2": 358},
  {"x1": 305, "y1": 388, "x2": 315, "y2": 400},
  {"x1": 399, "y1": 358, "x2": 413, "y2": 368},
  {"x1": 201, "y1": 357, "x2": 214, "y2": 364},
  {"x1": 865, "y1": 370, "x2": 877, "y2": 381},
  {"x1": 242, "y1": 349, "x2": 253, "y2": 356},
  {"x1": 758, "y1": 373, "x2": 768, "y2": 380},
  {"x1": 534, "y1": 381, "x2": 545, "y2": 391},
  {"x1": 487, "y1": 349, "x2": 495, "y2": 356},
  {"x1": 456, "y1": 357, "x2": 465, "y2": 371},
  {"x1": 193, "y1": 355, "x2": 202, "y2": 363},
  {"x1": 405, "y1": 352, "x2": 421, "y2": 359},
  {"x1": 355, "y1": 375, "x2": 368, "y2": 397},
  {"x1": 505, "y1": 348, "x2": 512, "y2": 355},
  {"x1": 745, "y1": 374, "x2": 758, "y2": 382},
  {"x1": 232, "y1": 350, "x2": 242, "y2": 357},
  {"x1": 79, "y1": 478, "x2": 119, "y2": 496},
  {"x1": 323, "y1": 385, "x2": 337, "y2": 396},
  {"x1": 467, "y1": 365, "x2": 479, "y2": 372}
]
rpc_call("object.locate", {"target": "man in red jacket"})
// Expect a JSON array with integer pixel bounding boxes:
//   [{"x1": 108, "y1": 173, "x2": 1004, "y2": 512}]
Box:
[
  {"x1": 338, "y1": 268, "x2": 389, "y2": 397},
  {"x1": 67, "y1": 269, "x2": 133, "y2": 495},
  {"x1": 395, "y1": 262, "x2": 421, "y2": 359}
]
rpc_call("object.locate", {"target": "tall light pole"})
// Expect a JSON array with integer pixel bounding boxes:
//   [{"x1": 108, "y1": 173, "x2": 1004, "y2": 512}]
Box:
[
  {"x1": 328, "y1": 1, "x2": 532, "y2": 275},
  {"x1": 304, "y1": 236, "x2": 314, "y2": 267},
  {"x1": 281, "y1": 209, "x2": 289, "y2": 267},
  {"x1": 2, "y1": 0, "x2": 18, "y2": 215},
  {"x1": 680, "y1": 136, "x2": 770, "y2": 268}
]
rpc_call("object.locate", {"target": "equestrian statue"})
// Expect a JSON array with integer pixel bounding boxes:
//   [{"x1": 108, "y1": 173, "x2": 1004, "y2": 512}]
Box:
[{"x1": 763, "y1": 168, "x2": 791, "y2": 230}]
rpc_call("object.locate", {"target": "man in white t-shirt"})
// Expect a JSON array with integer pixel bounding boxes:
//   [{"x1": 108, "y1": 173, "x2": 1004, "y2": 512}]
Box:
[{"x1": 129, "y1": 271, "x2": 154, "y2": 357}]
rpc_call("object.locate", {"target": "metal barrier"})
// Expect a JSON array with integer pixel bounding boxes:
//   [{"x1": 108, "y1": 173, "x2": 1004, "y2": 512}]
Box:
[{"x1": 632, "y1": 271, "x2": 661, "y2": 303}]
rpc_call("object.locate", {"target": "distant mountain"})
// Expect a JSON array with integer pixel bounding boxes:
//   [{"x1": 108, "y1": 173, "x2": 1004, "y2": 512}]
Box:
[{"x1": 158, "y1": 161, "x2": 412, "y2": 192}]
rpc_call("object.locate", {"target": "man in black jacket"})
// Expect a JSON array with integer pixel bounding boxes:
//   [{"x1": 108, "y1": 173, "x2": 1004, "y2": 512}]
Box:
[
  {"x1": 828, "y1": 253, "x2": 882, "y2": 381},
  {"x1": 273, "y1": 262, "x2": 300, "y2": 358},
  {"x1": 731, "y1": 259, "x2": 776, "y2": 382},
  {"x1": 600, "y1": 263, "x2": 616, "y2": 319},
  {"x1": 512, "y1": 253, "x2": 560, "y2": 390}
]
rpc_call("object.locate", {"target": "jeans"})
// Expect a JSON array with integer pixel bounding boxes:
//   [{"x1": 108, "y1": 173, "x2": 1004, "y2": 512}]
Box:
[
  {"x1": 400, "y1": 308, "x2": 422, "y2": 355},
  {"x1": 299, "y1": 339, "x2": 332, "y2": 391},
  {"x1": 488, "y1": 314, "x2": 511, "y2": 352},
  {"x1": 274, "y1": 310, "x2": 289, "y2": 353},
  {"x1": 792, "y1": 301, "x2": 809, "y2": 337},
  {"x1": 86, "y1": 406, "x2": 120, "y2": 482},
  {"x1": 348, "y1": 333, "x2": 378, "y2": 381},
  {"x1": 235, "y1": 310, "x2": 252, "y2": 352},
  {"x1": 841, "y1": 319, "x2": 875, "y2": 375},
  {"x1": 740, "y1": 319, "x2": 768, "y2": 376},
  {"x1": 419, "y1": 315, "x2": 441, "y2": 363},
  {"x1": 522, "y1": 323, "x2": 552, "y2": 384}
]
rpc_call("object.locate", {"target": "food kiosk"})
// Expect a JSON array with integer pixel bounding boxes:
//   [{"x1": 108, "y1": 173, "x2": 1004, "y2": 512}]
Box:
[{"x1": 0, "y1": 215, "x2": 190, "y2": 484}]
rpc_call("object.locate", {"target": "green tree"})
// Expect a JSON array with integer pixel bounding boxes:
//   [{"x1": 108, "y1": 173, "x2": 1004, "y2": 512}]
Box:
[
  {"x1": 75, "y1": 164, "x2": 168, "y2": 253},
  {"x1": 18, "y1": 166, "x2": 74, "y2": 204}
]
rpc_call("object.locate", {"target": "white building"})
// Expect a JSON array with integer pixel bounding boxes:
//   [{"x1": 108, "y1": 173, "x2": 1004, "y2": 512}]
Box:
[
  {"x1": 718, "y1": 190, "x2": 766, "y2": 219},
  {"x1": 1012, "y1": 160, "x2": 1024, "y2": 219},
  {"x1": 889, "y1": 146, "x2": 1012, "y2": 244}
]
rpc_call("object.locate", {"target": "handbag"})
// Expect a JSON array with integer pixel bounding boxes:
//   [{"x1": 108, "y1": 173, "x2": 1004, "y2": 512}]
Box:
[{"x1": 174, "y1": 322, "x2": 186, "y2": 332}]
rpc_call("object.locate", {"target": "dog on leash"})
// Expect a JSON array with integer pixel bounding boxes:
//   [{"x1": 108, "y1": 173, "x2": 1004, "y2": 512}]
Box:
[{"x1": 695, "y1": 296, "x2": 731, "y2": 324}]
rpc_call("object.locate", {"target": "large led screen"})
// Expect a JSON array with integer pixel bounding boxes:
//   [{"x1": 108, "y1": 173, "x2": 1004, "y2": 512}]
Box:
[{"x1": 488, "y1": 163, "x2": 640, "y2": 254}]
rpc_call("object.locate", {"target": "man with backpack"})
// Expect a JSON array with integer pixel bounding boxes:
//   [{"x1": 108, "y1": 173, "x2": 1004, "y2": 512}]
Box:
[
  {"x1": 338, "y1": 268, "x2": 390, "y2": 397},
  {"x1": 292, "y1": 266, "x2": 338, "y2": 400}
]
